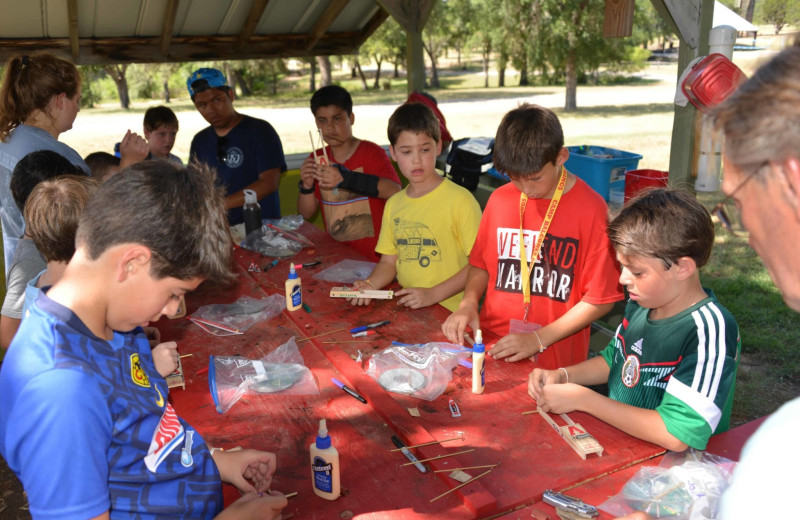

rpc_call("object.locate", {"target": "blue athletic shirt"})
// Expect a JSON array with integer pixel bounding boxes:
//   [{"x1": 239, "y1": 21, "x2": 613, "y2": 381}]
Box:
[
  {"x1": 0, "y1": 290, "x2": 222, "y2": 520},
  {"x1": 190, "y1": 115, "x2": 286, "y2": 225}
]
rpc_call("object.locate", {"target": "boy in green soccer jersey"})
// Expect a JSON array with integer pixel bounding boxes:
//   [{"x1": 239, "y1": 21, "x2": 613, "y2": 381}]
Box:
[{"x1": 528, "y1": 188, "x2": 740, "y2": 452}]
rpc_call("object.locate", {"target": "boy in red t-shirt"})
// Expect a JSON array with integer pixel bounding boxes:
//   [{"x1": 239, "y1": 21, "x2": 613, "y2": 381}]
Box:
[
  {"x1": 442, "y1": 103, "x2": 623, "y2": 369},
  {"x1": 298, "y1": 86, "x2": 401, "y2": 261}
]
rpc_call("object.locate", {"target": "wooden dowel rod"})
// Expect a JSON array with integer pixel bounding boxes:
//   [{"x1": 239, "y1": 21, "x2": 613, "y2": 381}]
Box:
[
  {"x1": 429, "y1": 468, "x2": 495, "y2": 503},
  {"x1": 179, "y1": 353, "x2": 193, "y2": 358},
  {"x1": 521, "y1": 410, "x2": 537, "y2": 415},
  {"x1": 297, "y1": 328, "x2": 346, "y2": 343},
  {"x1": 284, "y1": 491, "x2": 298, "y2": 499},
  {"x1": 399, "y1": 448, "x2": 474, "y2": 467},
  {"x1": 389, "y1": 436, "x2": 466, "y2": 452},
  {"x1": 322, "y1": 340, "x2": 374, "y2": 344},
  {"x1": 433, "y1": 463, "x2": 499, "y2": 473}
]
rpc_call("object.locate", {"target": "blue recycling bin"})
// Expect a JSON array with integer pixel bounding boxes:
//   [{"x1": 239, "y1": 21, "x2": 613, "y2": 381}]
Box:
[{"x1": 564, "y1": 145, "x2": 642, "y2": 203}]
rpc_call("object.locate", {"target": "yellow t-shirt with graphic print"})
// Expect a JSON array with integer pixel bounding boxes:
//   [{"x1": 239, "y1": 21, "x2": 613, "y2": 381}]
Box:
[{"x1": 376, "y1": 178, "x2": 482, "y2": 311}]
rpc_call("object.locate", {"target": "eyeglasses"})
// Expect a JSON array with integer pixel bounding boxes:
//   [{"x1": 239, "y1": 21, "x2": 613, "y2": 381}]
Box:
[
  {"x1": 711, "y1": 166, "x2": 759, "y2": 235},
  {"x1": 217, "y1": 136, "x2": 229, "y2": 166}
]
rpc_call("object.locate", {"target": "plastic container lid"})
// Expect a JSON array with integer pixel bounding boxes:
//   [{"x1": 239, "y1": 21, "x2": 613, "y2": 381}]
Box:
[
  {"x1": 681, "y1": 54, "x2": 746, "y2": 112},
  {"x1": 244, "y1": 189, "x2": 257, "y2": 205}
]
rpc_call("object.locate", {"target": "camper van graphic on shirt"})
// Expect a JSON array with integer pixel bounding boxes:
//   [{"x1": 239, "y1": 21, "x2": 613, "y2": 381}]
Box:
[{"x1": 394, "y1": 219, "x2": 441, "y2": 268}]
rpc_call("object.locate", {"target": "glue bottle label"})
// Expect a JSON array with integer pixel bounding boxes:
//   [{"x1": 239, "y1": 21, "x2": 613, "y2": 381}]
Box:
[
  {"x1": 290, "y1": 284, "x2": 302, "y2": 307},
  {"x1": 312, "y1": 456, "x2": 334, "y2": 493}
]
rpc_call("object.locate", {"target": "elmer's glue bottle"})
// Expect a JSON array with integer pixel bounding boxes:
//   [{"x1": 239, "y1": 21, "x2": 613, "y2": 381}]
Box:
[
  {"x1": 285, "y1": 263, "x2": 302, "y2": 311},
  {"x1": 310, "y1": 419, "x2": 340, "y2": 500},
  {"x1": 472, "y1": 329, "x2": 485, "y2": 394}
]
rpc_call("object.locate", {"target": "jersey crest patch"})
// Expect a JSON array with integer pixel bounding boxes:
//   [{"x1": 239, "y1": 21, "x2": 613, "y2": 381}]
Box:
[
  {"x1": 145, "y1": 403, "x2": 186, "y2": 472},
  {"x1": 130, "y1": 353, "x2": 150, "y2": 388},
  {"x1": 621, "y1": 354, "x2": 641, "y2": 388}
]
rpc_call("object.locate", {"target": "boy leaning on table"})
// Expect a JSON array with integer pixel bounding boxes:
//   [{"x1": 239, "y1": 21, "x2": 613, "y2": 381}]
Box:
[
  {"x1": 0, "y1": 161, "x2": 286, "y2": 520},
  {"x1": 442, "y1": 103, "x2": 623, "y2": 369},
  {"x1": 348, "y1": 101, "x2": 482, "y2": 311},
  {"x1": 529, "y1": 188, "x2": 740, "y2": 452}
]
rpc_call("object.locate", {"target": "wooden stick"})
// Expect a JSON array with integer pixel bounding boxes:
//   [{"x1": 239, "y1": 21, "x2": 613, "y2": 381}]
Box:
[
  {"x1": 318, "y1": 128, "x2": 330, "y2": 163},
  {"x1": 388, "y1": 436, "x2": 466, "y2": 452},
  {"x1": 284, "y1": 491, "x2": 298, "y2": 499},
  {"x1": 322, "y1": 340, "x2": 375, "y2": 344},
  {"x1": 296, "y1": 328, "x2": 346, "y2": 343},
  {"x1": 521, "y1": 410, "x2": 538, "y2": 415},
  {"x1": 429, "y1": 468, "x2": 495, "y2": 503},
  {"x1": 309, "y1": 131, "x2": 319, "y2": 164},
  {"x1": 399, "y1": 448, "x2": 474, "y2": 467},
  {"x1": 433, "y1": 463, "x2": 500, "y2": 473},
  {"x1": 179, "y1": 354, "x2": 193, "y2": 358}
]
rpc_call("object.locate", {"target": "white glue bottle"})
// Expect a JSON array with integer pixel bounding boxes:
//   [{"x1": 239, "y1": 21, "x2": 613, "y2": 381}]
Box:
[
  {"x1": 472, "y1": 329, "x2": 486, "y2": 394},
  {"x1": 285, "y1": 263, "x2": 302, "y2": 311},
  {"x1": 310, "y1": 418, "x2": 340, "y2": 500}
]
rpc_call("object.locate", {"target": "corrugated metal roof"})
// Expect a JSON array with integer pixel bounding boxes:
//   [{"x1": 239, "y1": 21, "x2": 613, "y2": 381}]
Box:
[{"x1": 0, "y1": 0, "x2": 388, "y2": 64}]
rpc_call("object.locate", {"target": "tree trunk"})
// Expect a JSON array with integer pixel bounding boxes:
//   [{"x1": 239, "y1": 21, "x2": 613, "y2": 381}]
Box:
[
  {"x1": 393, "y1": 61, "x2": 400, "y2": 78},
  {"x1": 742, "y1": 0, "x2": 756, "y2": 22},
  {"x1": 497, "y1": 50, "x2": 508, "y2": 87},
  {"x1": 423, "y1": 41, "x2": 439, "y2": 88},
  {"x1": 372, "y1": 58, "x2": 383, "y2": 89},
  {"x1": 318, "y1": 56, "x2": 332, "y2": 87},
  {"x1": 163, "y1": 80, "x2": 170, "y2": 103},
  {"x1": 482, "y1": 41, "x2": 491, "y2": 88},
  {"x1": 233, "y1": 69, "x2": 251, "y2": 96},
  {"x1": 104, "y1": 64, "x2": 130, "y2": 109},
  {"x1": 519, "y1": 59, "x2": 529, "y2": 86},
  {"x1": 354, "y1": 58, "x2": 368, "y2": 90},
  {"x1": 308, "y1": 58, "x2": 316, "y2": 92},
  {"x1": 271, "y1": 72, "x2": 278, "y2": 95},
  {"x1": 564, "y1": 52, "x2": 578, "y2": 111}
]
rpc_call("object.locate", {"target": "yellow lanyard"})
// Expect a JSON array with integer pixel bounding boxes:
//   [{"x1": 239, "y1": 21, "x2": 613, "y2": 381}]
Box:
[{"x1": 519, "y1": 166, "x2": 568, "y2": 321}]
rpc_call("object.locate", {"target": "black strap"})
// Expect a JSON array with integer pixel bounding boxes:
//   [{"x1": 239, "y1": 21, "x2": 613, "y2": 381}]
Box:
[{"x1": 335, "y1": 164, "x2": 379, "y2": 198}]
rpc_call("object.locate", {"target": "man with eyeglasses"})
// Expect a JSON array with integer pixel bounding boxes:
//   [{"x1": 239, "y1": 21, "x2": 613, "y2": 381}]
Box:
[{"x1": 187, "y1": 68, "x2": 286, "y2": 225}]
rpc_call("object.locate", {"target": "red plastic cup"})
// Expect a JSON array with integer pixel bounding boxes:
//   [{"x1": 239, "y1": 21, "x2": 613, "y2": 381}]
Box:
[{"x1": 624, "y1": 169, "x2": 669, "y2": 203}]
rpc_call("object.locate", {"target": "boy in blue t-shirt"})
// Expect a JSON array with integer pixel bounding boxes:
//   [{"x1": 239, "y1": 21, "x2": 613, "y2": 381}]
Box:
[
  {"x1": 528, "y1": 188, "x2": 740, "y2": 451},
  {"x1": 0, "y1": 161, "x2": 286, "y2": 519}
]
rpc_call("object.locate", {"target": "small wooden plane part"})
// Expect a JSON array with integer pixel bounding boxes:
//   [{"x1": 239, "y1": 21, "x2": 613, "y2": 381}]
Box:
[
  {"x1": 537, "y1": 408, "x2": 603, "y2": 460},
  {"x1": 330, "y1": 286, "x2": 394, "y2": 299},
  {"x1": 166, "y1": 357, "x2": 186, "y2": 390}
]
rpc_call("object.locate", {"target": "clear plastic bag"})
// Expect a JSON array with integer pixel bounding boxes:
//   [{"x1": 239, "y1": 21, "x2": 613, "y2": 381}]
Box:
[
  {"x1": 366, "y1": 342, "x2": 472, "y2": 401},
  {"x1": 312, "y1": 259, "x2": 377, "y2": 284},
  {"x1": 266, "y1": 214, "x2": 304, "y2": 231},
  {"x1": 188, "y1": 294, "x2": 285, "y2": 336},
  {"x1": 241, "y1": 225, "x2": 307, "y2": 257},
  {"x1": 599, "y1": 449, "x2": 736, "y2": 519},
  {"x1": 209, "y1": 337, "x2": 319, "y2": 414}
]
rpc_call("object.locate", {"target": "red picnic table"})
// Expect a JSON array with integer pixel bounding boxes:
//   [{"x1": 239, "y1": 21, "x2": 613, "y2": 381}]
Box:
[
  {"x1": 493, "y1": 409, "x2": 769, "y2": 519},
  {"x1": 155, "y1": 223, "x2": 667, "y2": 519}
]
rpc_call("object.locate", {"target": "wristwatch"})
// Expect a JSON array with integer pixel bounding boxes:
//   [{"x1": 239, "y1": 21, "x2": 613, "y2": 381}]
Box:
[{"x1": 298, "y1": 179, "x2": 316, "y2": 194}]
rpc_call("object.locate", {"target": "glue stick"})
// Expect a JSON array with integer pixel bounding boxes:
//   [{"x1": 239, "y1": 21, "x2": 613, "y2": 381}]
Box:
[
  {"x1": 472, "y1": 329, "x2": 485, "y2": 394},
  {"x1": 310, "y1": 419, "x2": 340, "y2": 500},
  {"x1": 285, "y1": 263, "x2": 302, "y2": 311}
]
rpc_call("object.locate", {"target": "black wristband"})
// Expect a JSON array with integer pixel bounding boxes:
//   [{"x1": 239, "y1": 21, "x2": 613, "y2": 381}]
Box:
[
  {"x1": 335, "y1": 164, "x2": 379, "y2": 198},
  {"x1": 298, "y1": 179, "x2": 316, "y2": 194}
]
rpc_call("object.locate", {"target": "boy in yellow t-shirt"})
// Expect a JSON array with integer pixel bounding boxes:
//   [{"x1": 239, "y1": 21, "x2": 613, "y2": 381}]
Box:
[{"x1": 348, "y1": 102, "x2": 482, "y2": 311}]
